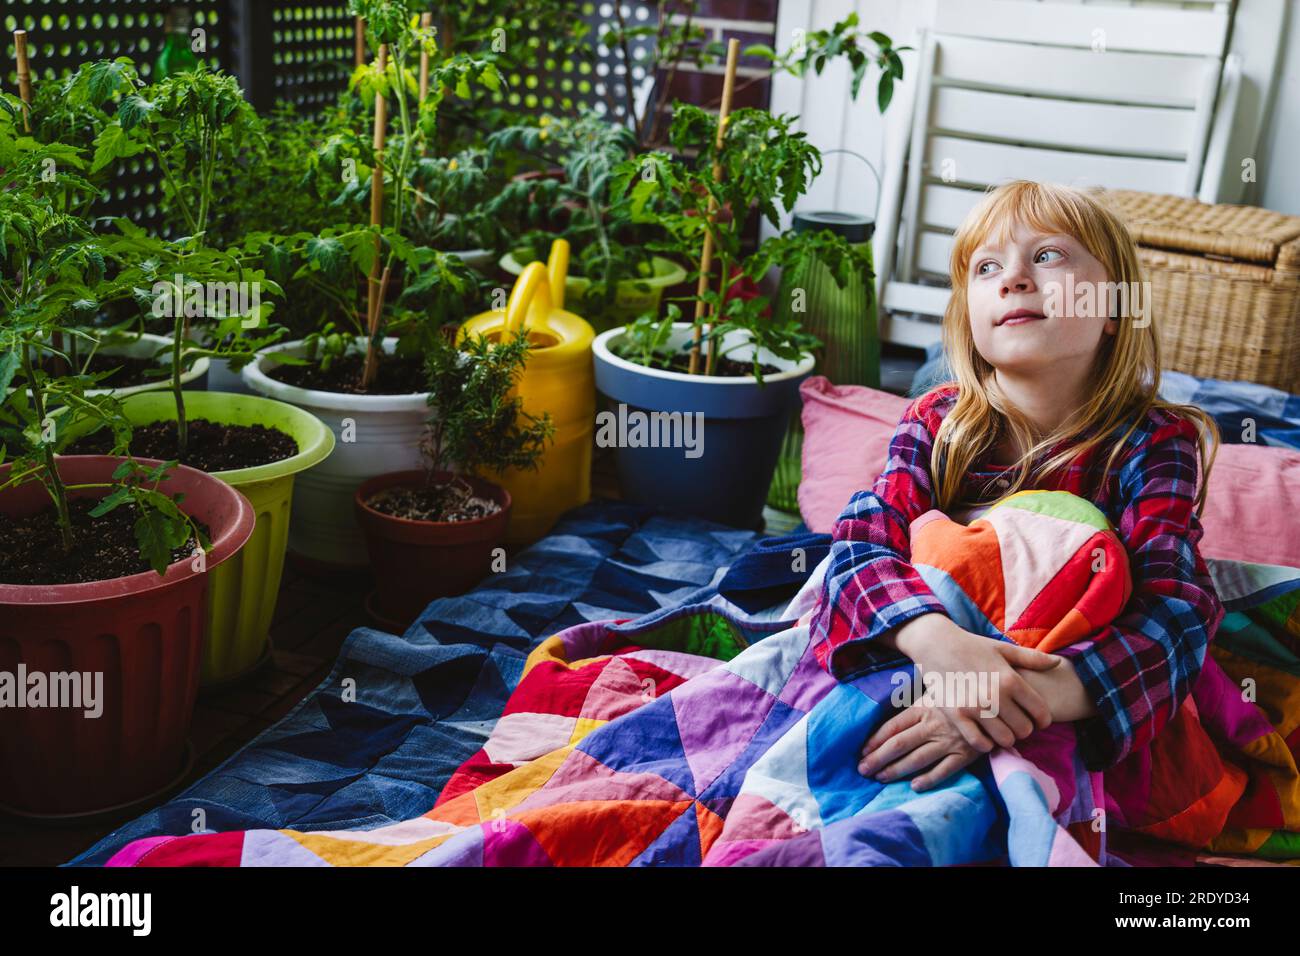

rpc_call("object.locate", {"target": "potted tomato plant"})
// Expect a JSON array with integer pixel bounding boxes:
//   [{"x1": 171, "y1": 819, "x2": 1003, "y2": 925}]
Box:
[
  {"x1": 355, "y1": 327, "x2": 553, "y2": 630},
  {"x1": 489, "y1": 110, "x2": 687, "y2": 332},
  {"x1": 593, "y1": 103, "x2": 872, "y2": 529},
  {"x1": 54, "y1": 62, "x2": 339, "y2": 682},
  {"x1": 0, "y1": 134, "x2": 254, "y2": 815},
  {"x1": 242, "y1": 2, "x2": 494, "y2": 569}
]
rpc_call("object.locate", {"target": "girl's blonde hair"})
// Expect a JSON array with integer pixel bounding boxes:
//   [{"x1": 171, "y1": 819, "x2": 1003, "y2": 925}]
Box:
[{"x1": 930, "y1": 180, "x2": 1218, "y2": 516}]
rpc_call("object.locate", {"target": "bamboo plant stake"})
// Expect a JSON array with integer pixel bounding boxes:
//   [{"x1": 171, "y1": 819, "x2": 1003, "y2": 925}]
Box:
[
  {"x1": 416, "y1": 11, "x2": 433, "y2": 189},
  {"x1": 13, "y1": 30, "x2": 31, "y2": 132},
  {"x1": 418, "y1": 12, "x2": 433, "y2": 103},
  {"x1": 362, "y1": 44, "x2": 389, "y2": 389},
  {"x1": 355, "y1": 17, "x2": 366, "y2": 68},
  {"x1": 688, "y1": 38, "x2": 740, "y2": 376}
]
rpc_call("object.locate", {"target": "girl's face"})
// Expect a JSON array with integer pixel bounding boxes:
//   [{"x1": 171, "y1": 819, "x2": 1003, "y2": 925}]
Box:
[{"x1": 965, "y1": 221, "x2": 1117, "y2": 376}]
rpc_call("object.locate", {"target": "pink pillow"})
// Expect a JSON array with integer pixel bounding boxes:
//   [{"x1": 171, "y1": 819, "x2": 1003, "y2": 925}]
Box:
[
  {"x1": 797, "y1": 376, "x2": 1300, "y2": 569},
  {"x1": 1199, "y1": 443, "x2": 1300, "y2": 568},
  {"x1": 797, "y1": 376, "x2": 907, "y2": 533}
]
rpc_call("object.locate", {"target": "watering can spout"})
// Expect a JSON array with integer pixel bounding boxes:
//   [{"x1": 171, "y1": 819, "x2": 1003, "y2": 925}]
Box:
[
  {"x1": 547, "y1": 239, "x2": 569, "y2": 309},
  {"x1": 503, "y1": 238, "x2": 571, "y2": 336}
]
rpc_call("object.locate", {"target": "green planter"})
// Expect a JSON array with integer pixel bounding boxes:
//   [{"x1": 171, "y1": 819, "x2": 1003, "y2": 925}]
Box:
[
  {"x1": 767, "y1": 211, "x2": 879, "y2": 515},
  {"x1": 61, "y1": 391, "x2": 334, "y2": 684},
  {"x1": 500, "y1": 249, "x2": 686, "y2": 333}
]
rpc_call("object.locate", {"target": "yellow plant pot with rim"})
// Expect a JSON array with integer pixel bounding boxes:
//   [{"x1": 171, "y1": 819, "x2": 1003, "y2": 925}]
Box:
[
  {"x1": 459, "y1": 240, "x2": 595, "y2": 547},
  {"x1": 60, "y1": 390, "x2": 336, "y2": 684}
]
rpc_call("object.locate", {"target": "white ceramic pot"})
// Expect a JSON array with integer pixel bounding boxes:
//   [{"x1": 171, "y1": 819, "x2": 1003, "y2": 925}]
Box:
[{"x1": 241, "y1": 337, "x2": 430, "y2": 568}]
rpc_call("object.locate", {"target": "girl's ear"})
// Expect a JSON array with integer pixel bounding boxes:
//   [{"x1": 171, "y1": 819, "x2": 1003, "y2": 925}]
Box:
[{"x1": 1102, "y1": 314, "x2": 1120, "y2": 337}]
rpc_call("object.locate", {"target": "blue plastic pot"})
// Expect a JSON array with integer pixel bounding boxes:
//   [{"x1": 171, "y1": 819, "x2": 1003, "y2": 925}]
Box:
[{"x1": 592, "y1": 323, "x2": 815, "y2": 529}]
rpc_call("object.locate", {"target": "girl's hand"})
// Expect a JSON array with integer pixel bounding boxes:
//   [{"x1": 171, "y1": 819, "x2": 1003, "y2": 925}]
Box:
[
  {"x1": 858, "y1": 704, "x2": 982, "y2": 791},
  {"x1": 887, "y1": 613, "x2": 1057, "y2": 753}
]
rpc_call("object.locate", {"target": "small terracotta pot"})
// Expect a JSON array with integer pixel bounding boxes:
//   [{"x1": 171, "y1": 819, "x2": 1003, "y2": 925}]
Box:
[{"x1": 354, "y1": 470, "x2": 511, "y2": 630}]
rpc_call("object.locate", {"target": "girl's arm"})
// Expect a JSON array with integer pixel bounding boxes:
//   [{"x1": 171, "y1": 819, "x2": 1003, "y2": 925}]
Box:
[
  {"x1": 1048, "y1": 414, "x2": 1225, "y2": 770},
  {"x1": 809, "y1": 390, "x2": 952, "y2": 680},
  {"x1": 1017, "y1": 659, "x2": 1097, "y2": 722}
]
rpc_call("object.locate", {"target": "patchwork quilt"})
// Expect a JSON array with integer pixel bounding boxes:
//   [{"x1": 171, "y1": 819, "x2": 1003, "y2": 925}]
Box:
[
  {"x1": 102, "y1": 492, "x2": 1300, "y2": 867},
  {"x1": 69, "y1": 499, "x2": 768, "y2": 866}
]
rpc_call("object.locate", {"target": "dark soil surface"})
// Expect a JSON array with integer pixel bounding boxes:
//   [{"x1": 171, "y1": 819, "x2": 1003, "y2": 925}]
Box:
[
  {"x1": 364, "y1": 480, "x2": 501, "y2": 523},
  {"x1": 67, "y1": 419, "x2": 298, "y2": 472},
  {"x1": 0, "y1": 498, "x2": 207, "y2": 586},
  {"x1": 662, "y1": 355, "x2": 781, "y2": 377},
  {"x1": 39, "y1": 353, "x2": 165, "y2": 390},
  {"x1": 267, "y1": 354, "x2": 426, "y2": 395}
]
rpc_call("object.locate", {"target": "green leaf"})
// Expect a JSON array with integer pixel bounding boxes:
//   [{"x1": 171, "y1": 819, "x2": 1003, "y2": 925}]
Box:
[
  {"x1": 305, "y1": 236, "x2": 348, "y2": 277},
  {"x1": 90, "y1": 123, "x2": 144, "y2": 174},
  {"x1": 0, "y1": 350, "x2": 18, "y2": 396},
  {"x1": 877, "y1": 71, "x2": 895, "y2": 113},
  {"x1": 117, "y1": 94, "x2": 157, "y2": 131},
  {"x1": 87, "y1": 485, "x2": 134, "y2": 518}
]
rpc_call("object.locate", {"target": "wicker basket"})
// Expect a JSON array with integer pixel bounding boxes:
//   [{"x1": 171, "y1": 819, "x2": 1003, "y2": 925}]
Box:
[{"x1": 1098, "y1": 190, "x2": 1300, "y2": 393}]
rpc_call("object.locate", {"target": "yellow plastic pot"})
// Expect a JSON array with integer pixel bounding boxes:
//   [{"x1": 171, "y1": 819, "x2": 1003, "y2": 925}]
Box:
[
  {"x1": 459, "y1": 240, "x2": 595, "y2": 547},
  {"x1": 60, "y1": 391, "x2": 335, "y2": 684}
]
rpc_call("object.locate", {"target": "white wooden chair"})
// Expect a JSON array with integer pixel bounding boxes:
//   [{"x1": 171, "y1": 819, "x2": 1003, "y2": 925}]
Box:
[{"x1": 874, "y1": 0, "x2": 1242, "y2": 349}]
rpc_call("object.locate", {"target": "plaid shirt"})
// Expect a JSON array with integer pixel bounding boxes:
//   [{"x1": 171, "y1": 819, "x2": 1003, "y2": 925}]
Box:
[{"x1": 809, "y1": 384, "x2": 1225, "y2": 771}]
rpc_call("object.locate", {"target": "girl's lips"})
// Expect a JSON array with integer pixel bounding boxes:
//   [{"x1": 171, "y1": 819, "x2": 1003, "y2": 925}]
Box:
[{"x1": 997, "y1": 309, "x2": 1046, "y2": 327}]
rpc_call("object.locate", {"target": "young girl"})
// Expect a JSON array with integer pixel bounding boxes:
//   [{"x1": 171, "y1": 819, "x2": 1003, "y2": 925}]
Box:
[{"x1": 810, "y1": 180, "x2": 1225, "y2": 792}]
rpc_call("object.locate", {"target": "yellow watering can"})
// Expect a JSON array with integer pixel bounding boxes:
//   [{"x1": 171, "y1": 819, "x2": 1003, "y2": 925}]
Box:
[{"x1": 458, "y1": 239, "x2": 595, "y2": 547}]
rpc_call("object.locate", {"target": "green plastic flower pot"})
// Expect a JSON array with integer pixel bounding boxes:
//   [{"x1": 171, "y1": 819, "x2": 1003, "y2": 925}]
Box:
[
  {"x1": 61, "y1": 391, "x2": 335, "y2": 684},
  {"x1": 499, "y1": 249, "x2": 687, "y2": 333}
]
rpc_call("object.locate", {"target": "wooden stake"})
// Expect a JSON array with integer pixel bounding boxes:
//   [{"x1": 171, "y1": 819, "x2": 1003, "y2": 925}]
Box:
[
  {"x1": 688, "y1": 38, "x2": 740, "y2": 376},
  {"x1": 418, "y1": 13, "x2": 433, "y2": 103},
  {"x1": 362, "y1": 44, "x2": 388, "y2": 389},
  {"x1": 354, "y1": 17, "x2": 366, "y2": 69},
  {"x1": 14, "y1": 30, "x2": 32, "y2": 132}
]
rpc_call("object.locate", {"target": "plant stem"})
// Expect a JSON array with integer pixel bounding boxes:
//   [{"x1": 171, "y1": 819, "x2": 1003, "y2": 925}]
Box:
[
  {"x1": 707, "y1": 251, "x2": 730, "y2": 377},
  {"x1": 144, "y1": 124, "x2": 200, "y2": 236},
  {"x1": 172, "y1": 312, "x2": 188, "y2": 456},
  {"x1": 20, "y1": 344, "x2": 74, "y2": 553}
]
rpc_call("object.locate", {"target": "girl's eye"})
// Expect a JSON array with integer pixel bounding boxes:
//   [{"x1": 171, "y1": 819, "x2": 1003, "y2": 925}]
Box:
[
  {"x1": 1035, "y1": 248, "x2": 1064, "y2": 264},
  {"x1": 975, "y1": 260, "x2": 1000, "y2": 276}
]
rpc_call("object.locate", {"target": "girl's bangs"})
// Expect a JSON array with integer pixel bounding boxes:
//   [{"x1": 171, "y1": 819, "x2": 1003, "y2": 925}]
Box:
[{"x1": 951, "y1": 182, "x2": 1087, "y2": 277}]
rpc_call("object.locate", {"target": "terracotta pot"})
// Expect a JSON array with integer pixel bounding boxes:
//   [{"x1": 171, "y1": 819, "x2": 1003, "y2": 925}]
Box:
[
  {"x1": 354, "y1": 470, "x2": 511, "y2": 630},
  {"x1": 0, "y1": 456, "x2": 255, "y2": 818}
]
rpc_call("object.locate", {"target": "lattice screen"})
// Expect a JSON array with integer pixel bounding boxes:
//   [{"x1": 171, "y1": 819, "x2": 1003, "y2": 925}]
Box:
[
  {"x1": 264, "y1": 2, "x2": 356, "y2": 110},
  {"x1": 485, "y1": 0, "x2": 658, "y2": 121},
  {"x1": 1, "y1": 2, "x2": 230, "y2": 85},
  {"x1": 1, "y1": 2, "x2": 231, "y2": 231},
  {"x1": 0, "y1": 1, "x2": 778, "y2": 228}
]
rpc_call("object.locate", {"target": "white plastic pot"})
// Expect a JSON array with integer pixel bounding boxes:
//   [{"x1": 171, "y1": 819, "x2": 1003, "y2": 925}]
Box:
[{"x1": 241, "y1": 337, "x2": 431, "y2": 568}]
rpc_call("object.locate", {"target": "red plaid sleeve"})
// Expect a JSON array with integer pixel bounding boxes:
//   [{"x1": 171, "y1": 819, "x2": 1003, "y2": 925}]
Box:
[
  {"x1": 1053, "y1": 412, "x2": 1226, "y2": 771},
  {"x1": 808, "y1": 388, "x2": 953, "y2": 679}
]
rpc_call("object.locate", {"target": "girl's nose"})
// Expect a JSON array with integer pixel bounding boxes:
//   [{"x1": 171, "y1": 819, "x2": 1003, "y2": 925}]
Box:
[{"x1": 1000, "y1": 264, "x2": 1036, "y2": 296}]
